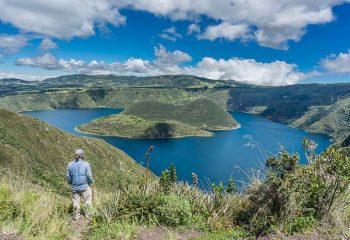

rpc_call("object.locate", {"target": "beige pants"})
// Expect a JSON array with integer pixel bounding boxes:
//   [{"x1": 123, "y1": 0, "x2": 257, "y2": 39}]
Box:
[{"x1": 72, "y1": 186, "x2": 92, "y2": 220}]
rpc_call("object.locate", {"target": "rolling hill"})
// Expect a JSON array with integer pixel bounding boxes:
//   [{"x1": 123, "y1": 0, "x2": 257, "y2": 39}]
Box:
[
  {"x1": 77, "y1": 99, "x2": 239, "y2": 138},
  {"x1": 290, "y1": 96, "x2": 350, "y2": 140},
  {"x1": 0, "y1": 108, "x2": 148, "y2": 195}
]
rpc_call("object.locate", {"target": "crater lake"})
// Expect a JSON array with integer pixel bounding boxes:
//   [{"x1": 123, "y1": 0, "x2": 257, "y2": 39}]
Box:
[{"x1": 23, "y1": 108, "x2": 331, "y2": 188}]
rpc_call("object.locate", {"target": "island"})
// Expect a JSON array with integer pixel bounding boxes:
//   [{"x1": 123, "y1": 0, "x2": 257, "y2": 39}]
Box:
[{"x1": 77, "y1": 98, "x2": 240, "y2": 138}]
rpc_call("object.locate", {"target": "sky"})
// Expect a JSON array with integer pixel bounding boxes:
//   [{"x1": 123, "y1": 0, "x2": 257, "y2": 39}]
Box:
[{"x1": 0, "y1": 0, "x2": 350, "y2": 86}]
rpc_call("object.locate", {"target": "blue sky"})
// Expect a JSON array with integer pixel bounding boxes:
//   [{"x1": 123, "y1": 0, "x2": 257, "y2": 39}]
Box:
[{"x1": 0, "y1": 0, "x2": 350, "y2": 86}]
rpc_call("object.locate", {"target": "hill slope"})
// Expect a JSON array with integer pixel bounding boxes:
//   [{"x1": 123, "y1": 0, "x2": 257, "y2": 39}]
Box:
[
  {"x1": 78, "y1": 99, "x2": 239, "y2": 138},
  {"x1": 227, "y1": 83, "x2": 350, "y2": 122},
  {"x1": 0, "y1": 108, "x2": 147, "y2": 194},
  {"x1": 291, "y1": 96, "x2": 350, "y2": 140}
]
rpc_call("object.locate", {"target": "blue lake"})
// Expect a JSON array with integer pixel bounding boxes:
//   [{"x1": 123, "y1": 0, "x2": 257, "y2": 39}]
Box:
[{"x1": 23, "y1": 108, "x2": 331, "y2": 188}]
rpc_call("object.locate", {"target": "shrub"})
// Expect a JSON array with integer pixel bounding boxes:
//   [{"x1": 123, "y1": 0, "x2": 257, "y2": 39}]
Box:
[
  {"x1": 157, "y1": 194, "x2": 192, "y2": 227},
  {"x1": 227, "y1": 177, "x2": 238, "y2": 194},
  {"x1": 245, "y1": 140, "x2": 350, "y2": 236},
  {"x1": 159, "y1": 169, "x2": 172, "y2": 192},
  {"x1": 0, "y1": 186, "x2": 19, "y2": 222}
]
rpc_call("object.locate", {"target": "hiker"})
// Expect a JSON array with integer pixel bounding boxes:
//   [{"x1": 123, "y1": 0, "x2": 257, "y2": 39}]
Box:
[{"x1": 66, "y1": 149, "x2": 93, "y2": 220}]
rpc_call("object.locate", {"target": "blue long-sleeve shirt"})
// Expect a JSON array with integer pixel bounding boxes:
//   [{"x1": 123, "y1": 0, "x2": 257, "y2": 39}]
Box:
[{"x1": 66, "y1": 159, "x2": 93, "y2": 191}]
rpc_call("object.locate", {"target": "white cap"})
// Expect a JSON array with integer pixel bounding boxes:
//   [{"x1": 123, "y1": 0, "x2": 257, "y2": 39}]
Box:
[{"x1": 75, "y1": 149, "x2": 84, "y2": 158}]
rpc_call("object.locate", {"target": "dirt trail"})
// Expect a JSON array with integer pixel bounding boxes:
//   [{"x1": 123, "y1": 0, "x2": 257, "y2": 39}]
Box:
[
  {"x1": 258, "y1": 233, "x2": 347, "y2": 240},
  {"x1": 67, "y1": 218, "x2": 92, "y2": 240},
  {"x1": 136, "y1": 227, "x2": 202, "y2": 240},
  {"x1": 0, "y1": 233, "x2": 22, "y2": 240}
]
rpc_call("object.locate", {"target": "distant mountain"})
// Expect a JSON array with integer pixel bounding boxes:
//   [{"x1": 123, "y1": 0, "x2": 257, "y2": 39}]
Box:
[
  {"x1": 0, "y1": 74, "x2": 349, "y2": 142},
  {"x1": 0, "y1": 74, "x2": 246, "y2": 97},
  {"x1": 0, "y1": 108, "x2": 147, "y2": 194},
  {"x1": 0, "y1": 78, "x2": 31, "y2": 84},
  {"x1": 0, "y1": 78, "x2": 38, "y2": 95},
  {"x1": 42, "y1": 74, "x2": 245, "y2": 89},
  {"x1": 78, "y1": 99, "x2": 239, "y2": 138}
]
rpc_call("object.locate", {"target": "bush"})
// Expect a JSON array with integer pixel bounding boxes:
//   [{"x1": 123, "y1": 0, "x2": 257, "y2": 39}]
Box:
[
  {"x1": 285, "y1": 216, "x2": 316, "y2": 234},
  {"x1": 157, "y1": 194, "x2": 192, "y2": 227},
  {"x1": 0, "y1": 186, "x2": 19, "y2": 222},
  {"x1": 122, "y1": 185, "x2": 164, "y2": 225},
  {"x1": 245, "y1": 140, "x2": 350, "y2": 236}
]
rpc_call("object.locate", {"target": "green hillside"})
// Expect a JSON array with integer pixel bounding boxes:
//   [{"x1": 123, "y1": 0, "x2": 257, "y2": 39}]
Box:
[
  {"x1": 0, "y1": 88, "x2": 229, "y2": 112},
  {"x1": 42, "y1": 74, "x2": 243, "y2": 89},
  {"x1": 77, "y1": 114, "x2": 212, "y2": 138},
  {"x1": 78, "y1": 99, "x2": 239, "y2": 138},
  {"x1": 0, "y1": 74, "x2": 244, "y2": 96},
  {"x1": 228, "y1": 83, "x2": 350, "y2": 123},
  {"x1": 0, "y1": 108, "x2": 147, "y2": 194},
  {"x1": 291, "y1": 96, "x2": 350, "y2": 140}
]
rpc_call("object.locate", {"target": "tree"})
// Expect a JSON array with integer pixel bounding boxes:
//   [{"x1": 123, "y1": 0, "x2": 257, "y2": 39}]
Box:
[
  {"x1": 169, "y1": 163, "x2": 177, "y2": 184},
  {"x1": 159, "y1": 169, "x2": 171, "y2": 192},
  {"x1": 226, "y1": 177, "x2": 238, "y2": 194}
]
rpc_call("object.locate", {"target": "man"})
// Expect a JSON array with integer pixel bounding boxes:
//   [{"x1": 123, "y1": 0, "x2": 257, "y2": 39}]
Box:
[{"x1": 66, "y1": 149, "x2": 93, "y2": 220}]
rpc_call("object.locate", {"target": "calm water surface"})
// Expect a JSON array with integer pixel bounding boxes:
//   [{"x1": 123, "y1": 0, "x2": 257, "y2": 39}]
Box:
[{"x1": 24, "y1": 108, "x2": 331, "y2": 187}]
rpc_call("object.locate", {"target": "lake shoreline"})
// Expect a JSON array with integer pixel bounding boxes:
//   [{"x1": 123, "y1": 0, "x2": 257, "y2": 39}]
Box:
[
  {"x1": 75, "y1": 126, "x2": 242, "y2": 139},
  {"x1": 23, "y1": 108, "x2": 331, "y2": 185}
]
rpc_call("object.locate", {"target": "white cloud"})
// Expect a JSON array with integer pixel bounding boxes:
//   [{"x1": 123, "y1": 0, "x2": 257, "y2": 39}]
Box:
[
  {"x1": 163, "y1": 27, "x2": 182, "y2": 38},
  {"x1": 0, "y1": 1, "x2": 347, "y2": 48},
  {"x1": 159, "y1": 26, "x2": 182, "y2": 41},
  {"x1": 0, "y1": 34, "x2": 28, "y2": 55},
  {"x1": 154, "y1": 45, "x2": 191, "y2": 66},
  {"x1": 39, "y1": 39, "x2": 58, "y2": 51},
  {"x1": 15, "y1": 45, "x2": 306, "y2": 86},
  {"x1": 0, "y1": 0, "x2": 125, "y2": 39},
  {"x1": 159, "y1": 33, "x2": 177, "y2": 42},
  {"x1": 199, "y1": 22, "x2": 251, "y2": 41},
  {"x1": 16, "y1": 53, "x2": 64, "y2": 70},
  {"x1": 118, "y1": 0, "x2": 346, "y2": 49},
  {"x1": 321, "y1": 50, "x2": 350, "y2": 73},
  {"x1": 184, "y1": 57, "x2": 305, "y2": 86},
  {"x1": 187, "y1": 23, "x2": 200, "y2": 35}
]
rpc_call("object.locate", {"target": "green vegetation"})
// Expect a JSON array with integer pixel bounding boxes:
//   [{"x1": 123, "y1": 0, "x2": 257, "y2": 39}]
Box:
[
  {"x1": 291, "y1": 96, "x2": 350, "y2": 140},
  {"x1": 89, "y1": 141, "x2": 350, "y2": 239},
  {"x1": 1, "y1": 109, "x2": 350, "y2": 239},
  {"x1": 228, "y1": 83, "x2": 350, "y2": 123},
  {"x1": 78, "y1": 99, "x2": 239, "y2": 138},
  {"x1": 1, "y1": 74, "x2": 350, "y2": 239},
  {"x1": 0, "y1": 74, "x2": 349, "y2": 145},
  {"x1": 78, "y1": 114, "x2": 212, "y2": 138},
  {"x1": 0, "y1": 87, "x2": 229, "y2": 112},
  {"x1": 0, "y1": 108, "x2": 148, "y2": 194},
  {"x1": 0, "y1": 74, "x2": 241, "y2": 97},
  {"x1": 227, "y1": 84, "x2": 350, "y2": 151}
]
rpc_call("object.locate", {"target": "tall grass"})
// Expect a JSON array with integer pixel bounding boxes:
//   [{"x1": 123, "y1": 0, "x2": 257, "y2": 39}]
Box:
[
  {"x1": 0, "y1": 176, "x2": 73, "y2": 240},
  {"x1": 2, "y1": 140, "x2": 350, "y2": 239}
]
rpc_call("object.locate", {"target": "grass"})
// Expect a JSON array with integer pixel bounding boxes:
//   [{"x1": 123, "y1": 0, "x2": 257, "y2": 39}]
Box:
[
  {"x1": 77, "y1": 99, "x2": 239, "y2": 138},
  {"x1": 1, "y1": 141, "x2": 350, "y2": 239},
  {"x1": 1, "y1": 108, "x2": 350, "y2": 239},
  {"x1": 0, "y1": 108, "x2": 149, "y2": 194},
  {"x1": 0, "y1": 177, "x2": 73, "y2": 240}
]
